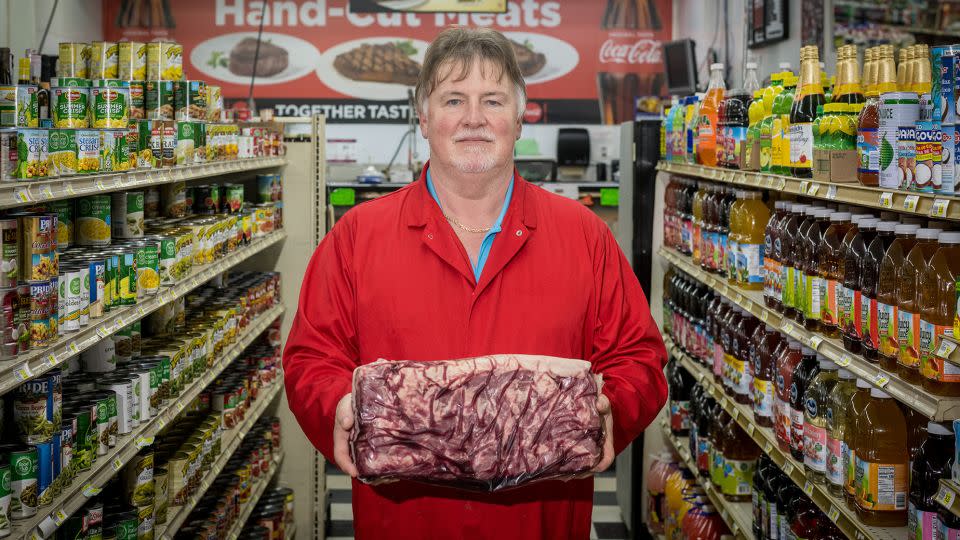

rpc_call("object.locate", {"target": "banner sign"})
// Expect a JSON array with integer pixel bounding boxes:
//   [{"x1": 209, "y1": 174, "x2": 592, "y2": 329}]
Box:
[
  {"x1": 103, "y1": 0, "x2": 671, "y2": 124},
  {"x1": 349, "y1": 0, "x2": 508, "y2": 13}
]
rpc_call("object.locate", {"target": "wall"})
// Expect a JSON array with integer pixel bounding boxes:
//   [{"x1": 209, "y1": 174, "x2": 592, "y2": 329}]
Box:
[{"x1": 0, "y1": 0, "x2": 102, "y2": 55}]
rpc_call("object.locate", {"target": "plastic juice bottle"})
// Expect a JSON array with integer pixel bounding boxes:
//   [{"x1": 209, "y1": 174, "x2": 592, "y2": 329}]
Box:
[
  {"x1": 692, "y1": 183, "x2": 706, "y2": 265},
  {"x1": 854, "y1": 388, "x2": 909, "y2": 527},
  {"x1": 707, "y1": 186, "x2": 722, "y2": 273},
  {"x1": 761, "y1": 461, "x2": 785, "y2": 540},
  {"x1": 699, "y1": 185, "x2": 712, "y2": 271},
  {"x1": 804, "y1": 355, "x2": 839, "y2": 484},
  {"x1": 802, "y1": 208, "x2": 833, "y2": 331},
  {"x1": 833, "y1": 44, "x2": 866, "y2": 104},
  {"x1": 668, "y1": 359, "x2": 695, "y2": 435},
  {"x1": 725, "y1": 91, "x2": 750, "y2": 169},
  {"x1": 674, "y1": 97, "x2": 688, "y2": 161},
  {"x1": 941, "y1": 505, "x2": 960, "y2": 539},
  {"x1": 818, "y1": 212, "x2": 854, "y2": 337},
  {"x1": 697, "y1": 398, "x2": 716, "y2": 477},
  {"x1": 791, "y1": 46, "x2": 827, "y2": 178},
  {"x1": 721, "y1": 418, "x2": 760, "y2": 502},
  {"x1": 663, "y1": 102, "x2": 674, "y2": 161},
  {"x1": 876, "y1": 223, "x2": 922, "y2": 372},
  {"x1": 790, "y1": 497, "x2": 822, "y2": 540},
  {"x1": 753, "y1": 324, "x2": 781, "y2": 428},
  {"x1": 861, "y1": 220, "x2": 898, "y2": 361},
  {"x1": 897, "y1": 227, "x2": 941, "y2": 383},
  {"x1": 721, "y1": 308, "x2": 743, "y2": 394},
  {"x1": 764, "y1": 201, "x2": 788, "y2": 310},
  {"x1": 743, "y1": 321, "x2": 766, "y2": 408},
  {"x1": 903, "y1": 403, "x2": 928, "y2": 466},
  {"x1": 732, "y1": 308, "x2": 759, "y2": 402},
  {"x1": 709, "y1": 407, "x2": 732, "y2": 487},
  {"x1": 845, "y1": 378, "x2": 873, "y2": 509},
  {"x1": 685, "y1": 95, "x2": 701, "y2": 164},
  {"x1": 718, "y1": 187, "x2": 736, "y2": 276},
  {"x1": 920, "y1": 231, "x2": 960, "y2": 395},
  {"x1": 842, "y1": 217, "x2": 880, "y2": 354},
  {"x1": 772, "y1": 74, "x2": 798, "y2": 175},
  {"x1": 744, "y1": 61, "x2": 761, "y2": 95},
  {"x1": 776, "y1": 340, "x2": 803, "y2": 452},
  {"x1": 761, "y1": 74, "x2": 784, "y2": 173},
  {"x1": 710, "y1": 300, "x2": 729, "y2": 381},
  {"x1": 647, "y1": 451, "x2": 678, "y2": 534},
  {"x1": 747, "y1": 90, "x2": 765, "y2": 170},
  {"x1": 726, "y1": 192, "x2": 743, "y2": 285},
  {"x1": 777, "y1": 483, "x2": 802, "y2": 540},
  {"x1": 734, "y1": 190, "x2": 769, "y2": 290},
  {"x1": 753, "y1": 456, "x2": 769, "y2": 539},
  {"x1": 665, "y1": 468, "x2": 696, "y2": 539},
  {"x1": 780, "y1": 203, "x2": 810, "y2": 317},
  {"x1": 790, "y1": 346, "x2": 819, "y2": 462},
  {"x1": 698, "y1": 64, "x2": 726, "y2": 166},
  {"x1": 793, "y1": 206, "x2": 824, "y2": 324},
  {"x1": 827, "y1": 368, "x2": 857, "y2": 496},
  {"x1": 716, "y1": 96, "x2": 729, "y2": 167}
]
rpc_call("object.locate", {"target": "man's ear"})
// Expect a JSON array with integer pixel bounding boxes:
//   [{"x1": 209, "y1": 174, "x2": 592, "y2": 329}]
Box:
[{"x1": 418, "y1": 107, "x2": 429, "y2": 139}]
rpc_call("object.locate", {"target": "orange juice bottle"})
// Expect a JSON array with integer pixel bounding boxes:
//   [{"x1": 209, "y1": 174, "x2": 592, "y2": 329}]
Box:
[
  {"x1": 845, "y1": 378, "x2": 873, "y2": 510},
  {"x1": 920, "y1": 231, "x2": 960, "y2": 395},
  {"x1": 698, "y1": 63, "x2": 726, "y2": 166},
  {"x1": 854, "y1": 388, "x2": 909, "y2": 527},
  {"x1": 876, "y1": 224, "x2": 921, "y2": 372},
  {"x1": 727, "y1": 192, "x2": 744, "y2": 285},
  {"x1": 818, "y1": 212, "x2": 854, "y2": 338},
  {"x1": 896, "y1": 228, "x2": 942, "y2": 383},
  {"x1": 692, "y1": 182, "x2": 707, "y2": 266},
  {"x1": 733, "y1": 190, "x2": 770, "y2": 290}
]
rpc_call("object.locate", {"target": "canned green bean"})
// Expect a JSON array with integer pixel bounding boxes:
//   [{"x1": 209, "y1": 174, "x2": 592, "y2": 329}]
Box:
[
  {"x1": 13, "y1": 369, "x2": 61, "y2": 444},
  {"x1": 9, "y1": 447, "x2": 38, "y2": 518},
  {"x1": 35, "y1": 440, "x2": 53, "y2": 506},
  {"x1": 152, "y1": 467, "x2": 167, "y2": 525},
  {"x1": 114, "y1": 510, "x2": 138, "y2": 540},
  {"x1": 151, "y1": 235, "x2": 176, "y2": 286},
  {"x1": 123, "y1": 449, "x2": 154, "y2": 507},
  {"x1": 98, "y1": 378, "x2": 132, "y2": 435}
]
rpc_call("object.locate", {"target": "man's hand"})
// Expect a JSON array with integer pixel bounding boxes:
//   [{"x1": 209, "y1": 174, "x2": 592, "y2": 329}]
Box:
[
  {"x1": 592, "y1": 394, "x2": 615, "y2": 473},
  {"x1": 333, "y1": 393, "x2": 359, "y2": 477}
]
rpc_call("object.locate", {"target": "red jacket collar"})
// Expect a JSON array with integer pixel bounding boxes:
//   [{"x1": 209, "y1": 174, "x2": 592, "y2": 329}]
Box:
[{"x1": 402, "y1": 161, "x2": 539, "y2": 230}]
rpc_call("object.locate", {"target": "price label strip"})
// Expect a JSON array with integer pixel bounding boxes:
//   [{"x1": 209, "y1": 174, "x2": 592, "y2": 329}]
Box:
[
  {"x1": 54, "y1": 509, "x2": 68, "y2": 525},
  {"x1": 873, "y1": 372, "x2": 891, "y2": 388},
  {"x1": 803, "y1": 481, "x2": 815, "y2": 496},
  {"x1": 39, "y1": 184, "x2": 54, "y2": 199},
  {"x1": 135, "y1": 435, "x2": 155, "y2": 449},
  {"x1": 827, "y1": 505, "x2": 841, "y2": 522},
  {"x1": 14, "y1": 363, "x2": 33, "y2": 382},
  {"x1": 807, "y1": 183, "x2": 820, "y2": 196},
  {"x1": 903, "y1": 194, "x2": 920, "y2": 212},
  {"x1": 879, "y1": 191, "x2": 894, "y2": 208},
  {"x1": 826, "y1": 185, "x2": 838, "y2": 199},
  {"x1": 14, "y1": 186, "x2": 31, "y2": 203},
  {"x1": 799, "y1": 181, "x2": 810, "y2": 194},
  {"x1": 82, "y1": 484, "x2": 102, "y2": 497},
  {"x1": 809, "y1": 335, "x2": 824, "y2": 350},
  {"x1": 932, "y1": 198, "x2": 951, "y2": 218},
  {"x1": 935, "y1": 339, "x2": 959, "y2": 360},
  {"x1": 782, "y1": 461, "x2": 795, "y2": 477},
  {"x1": 112, "y1": 457, "x2": 123, "y2": 471}
]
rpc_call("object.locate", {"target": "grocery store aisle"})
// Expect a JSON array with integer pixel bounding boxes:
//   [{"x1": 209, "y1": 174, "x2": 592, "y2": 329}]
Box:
[{"x1": 325, "y1": 466, "x2": 629, "y2": 540}]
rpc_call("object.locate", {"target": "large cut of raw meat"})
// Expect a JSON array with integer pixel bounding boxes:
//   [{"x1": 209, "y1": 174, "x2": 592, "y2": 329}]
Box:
[{"x1": 350, "y1": 355, "x2": 604, "y2": 491}]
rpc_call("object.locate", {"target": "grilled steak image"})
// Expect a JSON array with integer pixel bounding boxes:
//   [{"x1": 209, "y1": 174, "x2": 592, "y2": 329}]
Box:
[
  {"x1": 511, "y1": 40, "x2": 547, "y2": 77},
  {"x1": 229, "y1": 37, "x2": 289, "y2": 77},
  {"x1": 333, "y1": 42, "x2": 421, "y2": 86}
]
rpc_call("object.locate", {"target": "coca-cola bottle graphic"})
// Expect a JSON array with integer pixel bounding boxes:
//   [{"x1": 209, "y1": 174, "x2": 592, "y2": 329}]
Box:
[{"x1": 602, "y1": 0, "x2": 663, "y2": 30}]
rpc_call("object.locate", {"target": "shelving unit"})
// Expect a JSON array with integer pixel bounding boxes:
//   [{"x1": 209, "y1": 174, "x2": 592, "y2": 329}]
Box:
[
  {"x1": 665, "y1": 337, "x2": 908, "y2": 540},
  {"x1": 157, "y1": 377, "x2": 285, "y2": 539},
  {"x1": 659, "y1": 247, "x2": 960, "y2": 420},
  {"x1": 226, "y1": 452, "x2": 286, "y2": 540},
  {"x1": 657, "y1": 161, "x2": 960, "y2": 221},
  {"x1": 16, "y1": 304, "x2": 285, "y2": 539},
  {"x1": 658, "y1": 420, "x2": 754, "y2": 539}
]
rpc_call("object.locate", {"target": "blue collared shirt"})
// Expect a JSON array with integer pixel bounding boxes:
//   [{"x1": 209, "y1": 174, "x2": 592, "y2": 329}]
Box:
[{"x1": 426, "y1": 169, "x2": 514, "y2": 282}]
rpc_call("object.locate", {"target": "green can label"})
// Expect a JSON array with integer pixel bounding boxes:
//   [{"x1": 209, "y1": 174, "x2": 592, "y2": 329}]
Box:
[
  {"x1": 53, "y1": 86, "x2": 89, "y2": 128},
  {"x1": 47, "y1": 129, "x2": 79, "y2": 176},
  {"x1": 92, "y1": 84, "x2": 129, "y2": 128},
  {"x1": 15, "y1": 129, "x2": 48, "y2": 179},
  {"x1": 77, "y1": 195, "x2": 112, "y2": 246},
  {"x1": 10, "y1": 449, "x2": 38, "y2": 518},
  {"x1": 75, "y1": 129, "x2": 101, "y2": 174},
  {"x1": 135, "y1": 243, "x2": 160, "y2": 298}
]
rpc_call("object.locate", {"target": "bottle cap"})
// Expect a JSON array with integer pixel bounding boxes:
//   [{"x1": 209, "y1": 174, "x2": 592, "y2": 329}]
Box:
[
  {"x1": 815, "y1": 208, "x2": 834, "y2": 218},
  {"x1": 830, "y1": 212, "x2": 852, "y2": 221},
  {"x1": 747, "y1": 62, "x2": 758, "y2": 70},
  {"x1": 870, "y1": 388, "x2": 891, "y2": 398},
  {"x1": 792, "y1": 203, "x2": 811, "y2": 213},
  {"x1": 711, "y1": 63, "x2": 724, "y2": 71},
  {"x1": 805, "y1": 206, "x2": 824, "y2": 216},
  {"x1": 838, "y1": 369, "x2": 855, "y2": 380},
  {"x1": 788, "y1": 340, "x2": 802, "y2": 350},
  {"x1": 939, "y1": 231, "x2": 960, "y2": 244},
  {"x1": 851, "y1": 213, "x2": 876, "y2": 224},
  {"x1": 928, "y1": 421, "x2": 953, "y2": 435},
  {"x1": 916, "y1": 227, "x2": 942, "y2": 240},
  {"x1": 858, "y1": 218, "x2": 880, "y2": 230},
  {"x1": 875, "y1": 220, "x2": 898, "y2": 232},
  {"x1": 856, "y1": 378, "x2": 871, "y2": 389},
  {"x1": 779, "y1": 62, "x2": 793, "y2": 70},
  {"x1": 894, "y1": 223, "x2": 922, "y2": 235}
]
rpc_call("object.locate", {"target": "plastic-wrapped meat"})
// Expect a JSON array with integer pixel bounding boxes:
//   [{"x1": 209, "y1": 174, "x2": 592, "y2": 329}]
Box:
[{"x1": 350, "y1": 355, "x2": 604, "y2": 491}]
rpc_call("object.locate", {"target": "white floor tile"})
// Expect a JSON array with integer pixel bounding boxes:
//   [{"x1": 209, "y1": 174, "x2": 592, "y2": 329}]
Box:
[
  {"x1": 331, "y1": 503, "x2": 354, "y2": 521},
  {"x1": 594, "y1": 477, "x2": 616, "y2": 492},
  {"x1": 591, "y1": 505, "x2": 623, "y2": 523},
  {"x1": 327, "y1": 475, "x2": 352, "y2": 490}
]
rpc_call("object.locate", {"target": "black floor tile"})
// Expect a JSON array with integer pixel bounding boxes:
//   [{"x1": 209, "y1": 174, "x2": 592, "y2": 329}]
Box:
[
  {"x1": 326, "y1": 520, "x2": 354, "y2": 537},
  {"x1": 594, "y1": 521, "x2": 629, "y2": 539}
]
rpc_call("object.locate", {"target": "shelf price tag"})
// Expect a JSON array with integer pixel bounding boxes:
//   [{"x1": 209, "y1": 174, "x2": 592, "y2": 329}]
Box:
[
  {"x1": 46, "y1": 353, "x2": 57, "y2": 368},
  {"x1": 879, "y1": 191, "x2": 894, "y2": 208},
  {"x1": 13, "y1": 186, "x2": 31, "y2": 203},
  {"x1": 935, "y1": 339, "x2": 959, "y2": 360},
  {"x1": 38, "y1": 184, "x2": 53, "y2": 199},
  {"x1": 807, "y1": 183, "x2": 820, "y2": 196},
  {"x1": 136, "y1": 435, "x2": 155, "y2": 449},
  {"x1": 763, "y1": 441, "x2": 773, "y2": 454},
  {"x1": 63, "y1": 182, "x2": 75, "y2": 196},
  {"x1": 826, "y1": 185, "x2": 838, "y2": 200},
  {"x1": 13, "y1": 363, "x2": 33, "y2": 382},
  {"x1": 746, "y1": 424, "x2": 755, "y2": 436},
  {"x1": 112, "y1": 457, "x2": 123, "y2": 471},
  {"x1": 873, "y1": 371, "x2": 891, "y2": 388},
  {"x1": 68, "y1": 342, "x2": 79, "y2": 354},
  {"x1": 96, "y1": 326, "x2": 111, "y2": 338},
  {"x1": 827, "y1": 505, "x2": 841, "y2": 522},
  {"x1": 54, "y1": 509, "x2": 68, "y2": 525},
  {"x1": 937, "y1": 485, "x2": 957, "y2": 508},
  {"x1": 803, "y1": 481, "x2": 815, "y2": 496},
  {"x1": 783, "y1": 461, "x2": 795, "y2": 477},
  {"x1": 799, "y1": 181, "x2": 810, "y2": 194},
  {"x1": 778, "y1": 178, "x2": 787, "y2": 190},
  {"x1": 931, "y1": 198, "x2": 951, "y2": 218},
  {"x1": 836, "y1": 355, "x2": 852, "y2": 367},
  {"x1": 82, "y1": 484, "x2": 102, "y2": 497},
  {"x1": 809, "y1": 335, "x2": 824, "y2": 350},
  {"x1": 730, "y1": 406, "x2": 739, "y2": 420},
  {"x1": 904, "y1": 194, "x2": 921, "y2": 212},
  {"x1": 95, "y1": 178, "x2": 108, "y2": 191}
]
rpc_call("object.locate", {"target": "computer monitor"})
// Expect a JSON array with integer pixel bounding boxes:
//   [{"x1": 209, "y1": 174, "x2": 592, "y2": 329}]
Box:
[{"x1": 663, "y1": 39, "x2": 698, "y2": 95}]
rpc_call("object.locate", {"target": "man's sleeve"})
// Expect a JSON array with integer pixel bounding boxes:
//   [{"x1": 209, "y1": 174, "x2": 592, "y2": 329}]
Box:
[
  {"x1": 590, "y1": 223, "x2": 668, "y2": 455},
  {"x1": 282, "y1": 216, "x2": 359, "y2": 461}
]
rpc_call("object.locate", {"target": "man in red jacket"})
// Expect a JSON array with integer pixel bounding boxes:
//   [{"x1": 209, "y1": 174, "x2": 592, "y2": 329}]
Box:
[{"x1": 283, "y1": 27, "x2": 667, "y2": 539}]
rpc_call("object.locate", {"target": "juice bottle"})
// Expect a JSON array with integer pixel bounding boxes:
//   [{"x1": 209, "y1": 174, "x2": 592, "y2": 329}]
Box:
[
  {"x1": 726, "y1": 191, "x2": 743, "y2": 285},
  {"x1": 717, "y1": 95, "x2": 729, "y2": 167},
  {"x1": 854, "y1": 388, "x2": 909, "y2": 527},
  {"x1": 709, "y1": 406, "x2": 732, "y2": 487},
  {"x1": 732, "y1": 308, "x2": 759, "y2": 402},
  {"x1": 833, "y1": 44, "x2": 866, "y2": 104},
  {"x1": 920, "y1": 231, "x2": 960, "y2": 395},
  {"x1": 791, "y1": 46, "x2": 827, "y2": 177},
  {"x1": 842, "y1": 217, "x2": 880, "y2": 354},
  {"x1": 804, "y1": 355, "x2": 839, "y2": 484},
  {"x1": 777, "y1": 483, "x2": 803, "y2": 540},
  {"x1": 802, "y1": 208, "x2": 833, "y2": 331},
  {"x1": 699, "y1": 185, "x2": 714, "y2": 271},
  {"x1": 711, "y1": 300, "x2": 730, "y2": 382},
  {"x1": 772, "y1": 74, "x2": 798, "y2": 175},
  {"x1": 719, "y1": 188, "x2": 736, "y2": 276},
  {"x1": 647, "y1": 451, "x2": 678, "y2": 534},
  {"x1": 671, "y1": 97, "x2": 685, "y2": 162},
  {"x1": 827, "y1": 368, "x2": 857, "y2": 497},
  {"x1": 734, "y1": 190, "x2": 769, "y2": 290},
  {"x1": 790, "y1": 346, "x2": 819, "y2": 461},
  {"x1": 760, "y1": 73, "x2": 785, "y2": 173},
  {"x1": 721, "y1": 417, "x2": 760, "y2": 502},
  {"x1": 818, "y1": 212, "x2": 854, "y2": 337},
  {"x1": 685, "y1": 95, "x2": 701, "y2": 164},
  {"x1": 664, "y1": 467, "x2": 696, "y2": 540},
  {"x1": 861, "y1": 220, "x2": 899, "y2": 361},
  {"x1": 747, "y1": 89, "x2": 765, "y2": 171},
  {"x1": 664, "y1": 176, "x2": 677, "y2": 249},
  {"x1": 793, "y1": 205, "x2": 826, "y2": 324},
  {"x1": 697, "y1": 397, "x2": 717, "y2": 477},
  {"x1": 789, "y1": 497, "x2": 823, "y2": 540},
  {"x1": 765, "y1": 201, "x2": 789, "y2": 310},
  {"x1": 845, "y1": 378, "x2": 873, "y2": 510},
  {"x1": 776, "y1": 340, "x2": 803, "y2": 452},
  {"x1": 780, "y1": 203, "x2": 810, "y2": 317},
  {"x1": 692, "y1": 182, "x2": 706, "y2": 265},
  {"x1": 663, "y1": 100, "x2": 674, "y2": 161},
  {"x1": 753, "y1": 456, "x2": 770, "y2": 539},
  {"x1": 761, "y1": 460, "x2": 786, "y2": 540},
  {"x1": 698, "y1": 63, "x2": 725, "y2": 166},
  {"x1": 903, "y1": 403, "x2": 928, "y2": 465},
  {"x1": 941, "y1": 505, "x2": 960, "y2": 539},
  {"x1": 725, "y1": 91, "x2": 750, "y2": 169},
  {"x1": 753, "y1": 324, "x2": 781, "y2": 428},
  {"x1": 668, "y1": 357, "x2": 695, "y2": 435},
  {"x1": 897, "y1": 227, "x2": 941, "y2": 383},
  {"x1": 720, "y1": 307, "x2": 743, "y2": 394},
  {"x1": 876, "y1": 223, "x2": 922, "y2": 371}
]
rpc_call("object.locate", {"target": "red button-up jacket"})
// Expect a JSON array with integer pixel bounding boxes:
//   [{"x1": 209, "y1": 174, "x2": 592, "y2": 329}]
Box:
[{"x1": 283, "y1": 166, "x2": 667, "y2": 540}]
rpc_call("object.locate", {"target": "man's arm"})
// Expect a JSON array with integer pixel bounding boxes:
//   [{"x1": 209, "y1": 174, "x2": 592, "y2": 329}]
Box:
[
  {"x1": 282, "y1": 217, "x2": 359, "y2": 461},
  {"x1": 590, "y1": 223, "x2": 668, "y2": 456}
]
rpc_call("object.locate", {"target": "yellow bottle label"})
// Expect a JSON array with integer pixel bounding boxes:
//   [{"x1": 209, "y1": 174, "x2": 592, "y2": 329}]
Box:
[{"x1": 854, "y1": 458, "x2": 907, "y2": 511}]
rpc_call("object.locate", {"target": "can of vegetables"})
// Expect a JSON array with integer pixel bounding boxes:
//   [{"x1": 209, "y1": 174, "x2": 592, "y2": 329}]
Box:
[
  {"x1": 12, "y1": 369, "x2": 62, "y2": 445},
  {"x1": 76, "y1": 195, "x2": 111, "y2": 246},
  {"x1": 92, "y1": 80, "x2": 129, "y2": 129},
  {"x1": 51, "y1": 78, "x2": 90, "y2": 129},
  {"x1": 9, "y1": 447, "x2": 38, "y2": 519}
]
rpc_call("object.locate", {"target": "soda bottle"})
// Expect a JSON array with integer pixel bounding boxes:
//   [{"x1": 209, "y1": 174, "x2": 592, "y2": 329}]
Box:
[
  {"x1": 733, "y1": 190, "x2": 769, "y2": 290},
  {"x1": 764, "y1": 201, "x2": 789, "y2": 310},
  {"x1": 698, "y1": 63, "x2": 725, "y2": 166},
  {"x1": 854, "y1": 388, "x2": 909, "y2": 527},
  {"x1": 780, "y1": 203, "x2": 810, "y2": 317},
  {"x1": 775, "y1": 339, "x2": 803, "y2": 451},
  {"x1": 920, "y1": 231, "x2": 960, "y2": 395},
  {"x1": 753, "y1": 324, "x2": 781, "y2": 428},
  {"x1": 801, "y1": 208, "x2": 833, "y2": 331},
  {"x1": 897, "y1": 227, "x2": 941, "y2": 383},
  {"x1": 877, "y1": 223, "x2": 922, "y2": 372},
  {"x1": 818, "y1": 212, "x2": 854, "y2": 337},
  {"x1": 827, "y1": 368, "x2": 857, "y2": 497},
  {"x1": 744, "y1": 61, "x2": 761, "y2": 95},
  {"x1": 833, "y1": 44, "x2": 866, "y2": 104},
  {"x1": 804, "y1": 355, "x2": 839, "y2": 484},
  {"x1": 668, "y1": 357, "x2": 695, "y2": 436},
  {"x1": 721, "y1": 417, "x2": 760, "y2": 502},
  {"x1": 725, "y1": 91, "x2": 750, "y2": 169},
  {"x1": 845, "y1": 378, "x2": 873, "y2": 510},
  {"x1": 760, "y1": 73, "x2": 785, "y2": 173},
  {"x1": 861, "y1": 220, "x2": 898, "y2": 360},
  {"x1": 842, "y1": 217, "x2": 880, "y2": 353},
  {"x1": 686, "y1": 94, "x2": 702, "y2": 164},
  {"x1": 791, "y1": 46, "x2": 827, "y2": 177},
  {"x1": 790, "y1": 346, "x2": 819, "y2": 462}
]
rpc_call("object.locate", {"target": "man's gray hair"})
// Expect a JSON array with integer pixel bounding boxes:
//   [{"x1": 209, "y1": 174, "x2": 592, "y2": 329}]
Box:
[{"x1": 415, "y1": 27, "x2": 527, "y2": 120}]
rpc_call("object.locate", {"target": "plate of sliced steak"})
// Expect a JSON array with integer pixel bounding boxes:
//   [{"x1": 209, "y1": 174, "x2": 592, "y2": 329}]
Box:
[
  {"x1": 190, "y1": 32, "x2": 321, "y2": 85},
  {"x1": 350, "y1": 354, "x2": 604, "y2": 491},
  {"x1": 317, "y1": 37, "x2": 427, "y2": 100},
  {"x1": 503, "y1": 32, "x2": 580, "y2": 85}
]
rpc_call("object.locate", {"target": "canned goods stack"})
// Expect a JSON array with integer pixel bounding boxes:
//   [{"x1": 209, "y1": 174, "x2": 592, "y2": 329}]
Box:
[
  {"x1": 170, "y1": 418, "x2": 282, "y2": 539},
  {"x1": 242, "y1": 486, "x2": 295, "y2": 540}
]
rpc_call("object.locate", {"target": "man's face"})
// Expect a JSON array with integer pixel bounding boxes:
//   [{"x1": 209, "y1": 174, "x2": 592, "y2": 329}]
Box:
[{"x1": 419, "y1": 59, "x2": 522, "y2": 175}]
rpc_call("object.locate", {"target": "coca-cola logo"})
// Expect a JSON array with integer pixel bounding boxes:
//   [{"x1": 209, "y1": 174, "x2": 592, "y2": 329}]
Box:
[{"x1": 599, "y1": 38, "x2": 662, "y2": 65}]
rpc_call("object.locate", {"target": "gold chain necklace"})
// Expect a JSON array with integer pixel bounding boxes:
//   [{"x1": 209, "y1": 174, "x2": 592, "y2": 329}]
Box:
[{"x1": 444, "y1": 214, "x2": 492, "y2": 234}]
